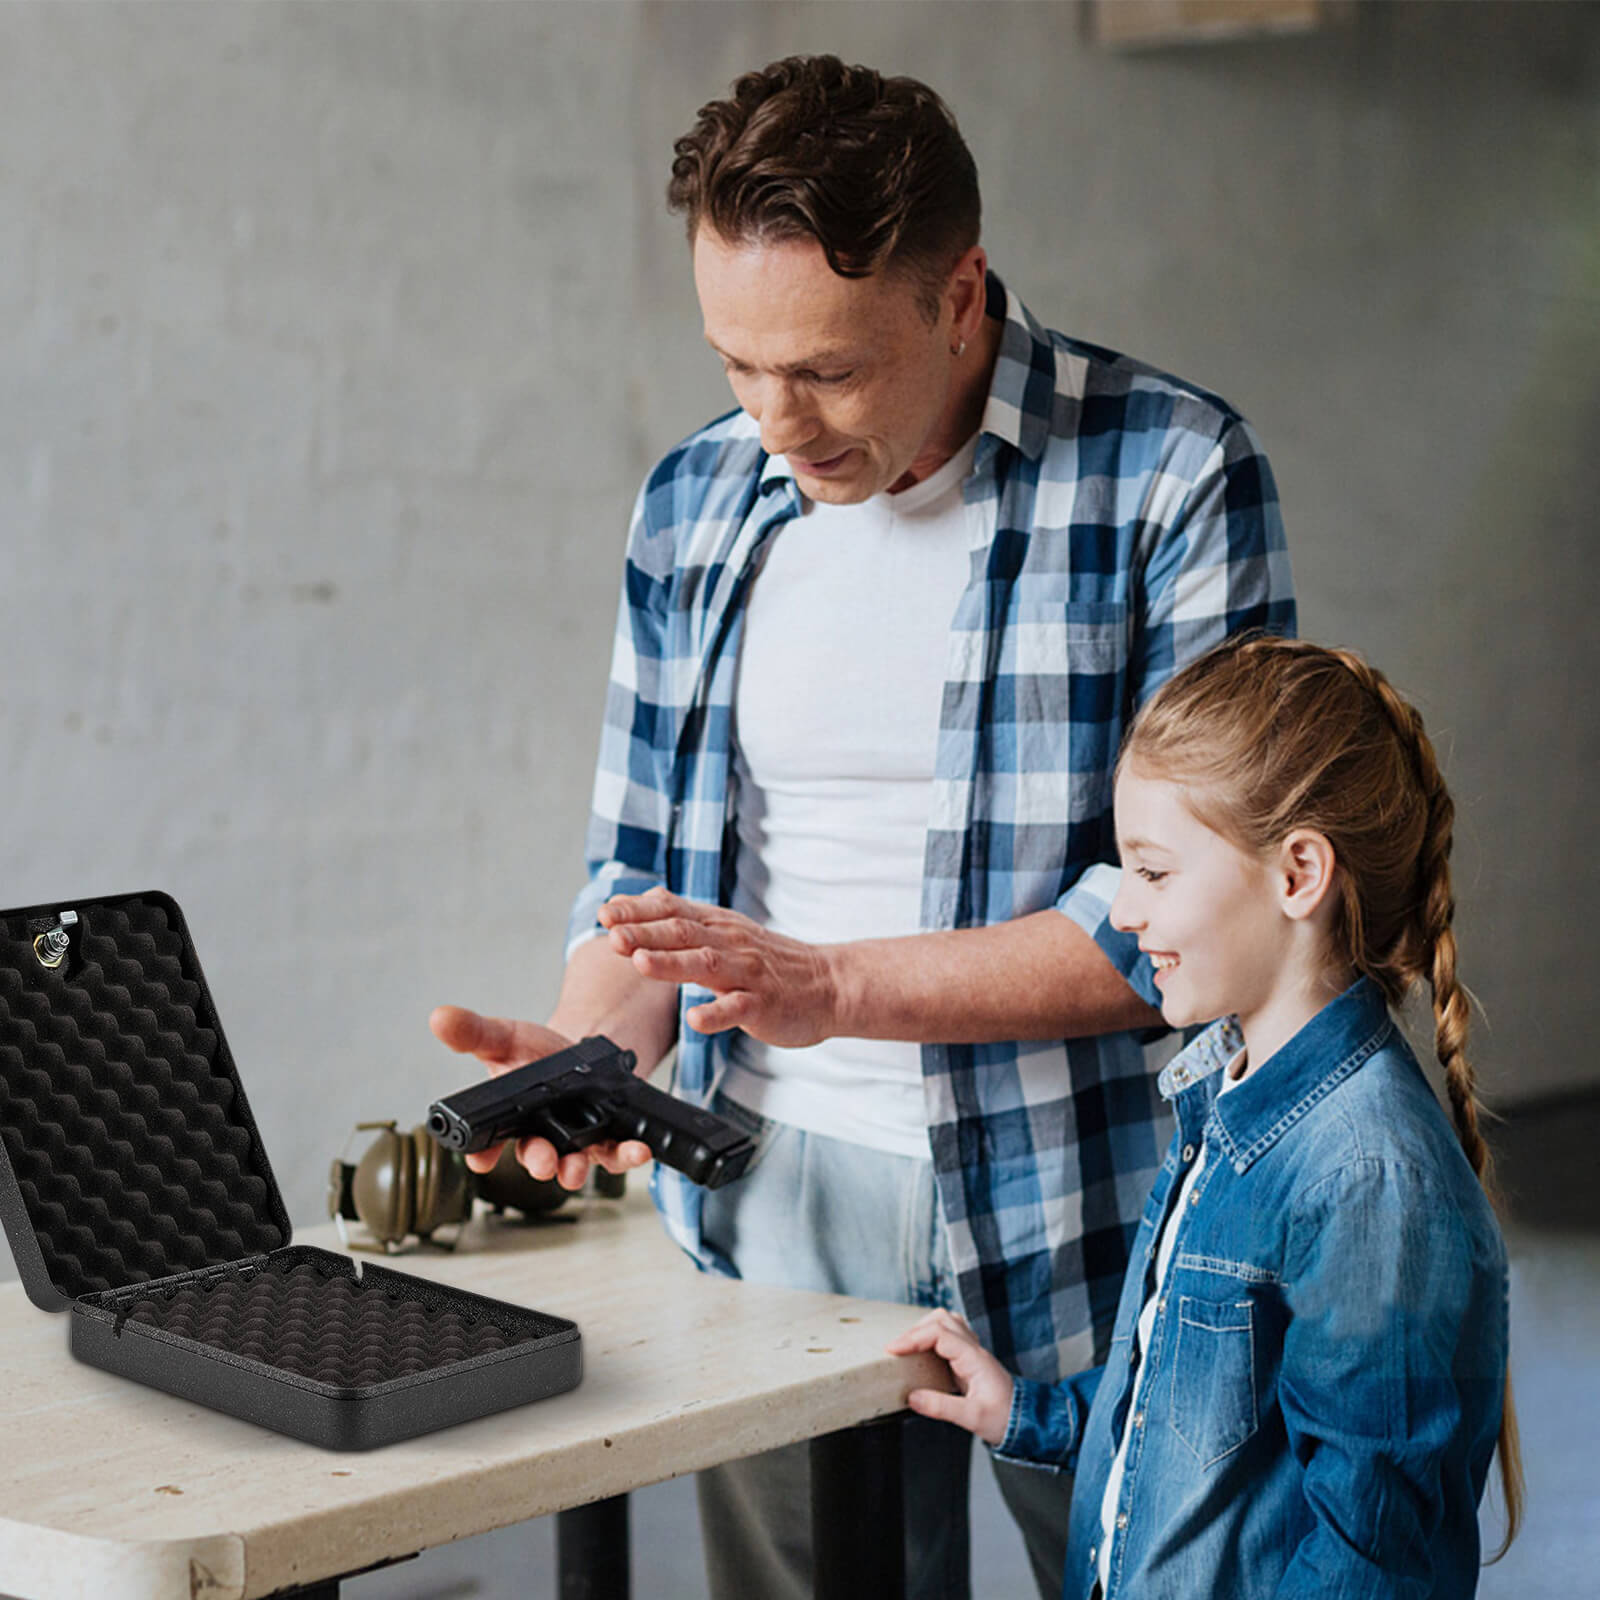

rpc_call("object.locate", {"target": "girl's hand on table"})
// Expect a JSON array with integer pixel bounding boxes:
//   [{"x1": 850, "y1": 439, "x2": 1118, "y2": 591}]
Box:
[{"x1": 886, "y1": 1308, "x2": 1015, "y2": 1447}]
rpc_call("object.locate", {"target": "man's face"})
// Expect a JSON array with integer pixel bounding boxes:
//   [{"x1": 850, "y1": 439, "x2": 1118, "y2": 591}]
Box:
[{"x1": 692, "y1": 228, "x2": 963, "y2": 502}]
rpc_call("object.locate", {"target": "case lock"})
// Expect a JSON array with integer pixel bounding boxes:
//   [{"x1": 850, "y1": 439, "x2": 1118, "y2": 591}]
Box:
[{"x1": 33, "y1": 910, "x2": 78, "y2": 969}]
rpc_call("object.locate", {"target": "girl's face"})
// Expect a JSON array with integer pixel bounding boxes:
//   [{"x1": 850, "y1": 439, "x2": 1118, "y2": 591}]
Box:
[{"x1": 1109, "y1": 767, "x2": 1290, "y2": 1036}]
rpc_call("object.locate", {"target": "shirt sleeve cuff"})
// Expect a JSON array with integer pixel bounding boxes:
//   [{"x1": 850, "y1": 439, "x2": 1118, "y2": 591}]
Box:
[{"x1": 993, "y1": 1377, "x2": 1078, "y2": 1472}]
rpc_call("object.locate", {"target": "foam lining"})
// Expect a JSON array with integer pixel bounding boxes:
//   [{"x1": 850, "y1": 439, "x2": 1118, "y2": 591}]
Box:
[
  {"x1": 3, "y1": 892, "x2": 584, "y2": 1446},
  {"x1": 104, "y1": 1247, "x2": 567, "y2": 1387},
  {"x1": 0, "y1": 895, "x2": 286, "y2": 1299}
]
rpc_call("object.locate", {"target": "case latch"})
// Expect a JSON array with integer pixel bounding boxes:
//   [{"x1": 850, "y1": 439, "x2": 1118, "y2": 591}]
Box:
[{"x1": 33, "y1": 910, "x2": 78, "y2": 970}]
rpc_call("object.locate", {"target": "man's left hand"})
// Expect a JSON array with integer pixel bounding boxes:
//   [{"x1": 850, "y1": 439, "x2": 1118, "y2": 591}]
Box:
[{"x1": 598, "y1": 887, "x2": 841, "y2": 1047}]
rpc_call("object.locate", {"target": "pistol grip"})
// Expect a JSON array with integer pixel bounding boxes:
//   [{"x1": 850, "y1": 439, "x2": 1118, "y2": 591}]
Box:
[{"x1": 611, "y1": 1084, "x2": 755, "y2": 1188}]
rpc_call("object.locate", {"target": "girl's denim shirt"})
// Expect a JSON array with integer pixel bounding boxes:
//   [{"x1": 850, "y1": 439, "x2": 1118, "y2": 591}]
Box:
[{"x1": 998, "y1": 977, "x2": 1509, "y2": 1599}]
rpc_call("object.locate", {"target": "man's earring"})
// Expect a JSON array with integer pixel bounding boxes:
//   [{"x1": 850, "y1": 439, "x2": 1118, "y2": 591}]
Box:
[{"x1": 951, "y1": 339, "x2": 967, "y2": 357}]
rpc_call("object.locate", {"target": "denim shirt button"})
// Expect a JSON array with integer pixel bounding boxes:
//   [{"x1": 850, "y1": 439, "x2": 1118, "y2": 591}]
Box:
[
  {"x1": 1190, "y1": 1188, "x2": 1202, "y2": 1207},
  {"x1": 1133, "y1": 1410, "x2": 1145, "y2": 1428},
  {"x1": 1117, "y1": 1511, "x2": 1130, "y2": 1530},
  {"x1": 1181, "y1": 1143, "x2": 1195, "y2": 1162},
  {"x1": 1157, "y1": 1296, "x2": 1167, "y2": 1314}
]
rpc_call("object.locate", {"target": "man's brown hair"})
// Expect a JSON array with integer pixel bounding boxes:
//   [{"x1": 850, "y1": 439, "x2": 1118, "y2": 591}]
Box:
[{"x1": 667, "y1": 55, "x2": 981, "y2": 317}]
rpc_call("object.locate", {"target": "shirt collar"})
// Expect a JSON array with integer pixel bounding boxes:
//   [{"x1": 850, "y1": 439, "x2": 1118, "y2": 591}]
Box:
[
  {"x1": 757, "y1": 269, "x2": 1059, "y2": 495},
  {"x1": 1163, "y1": 977, "x2": 1395, "y2": 1173},
  {"x1": 1158, "y1": 1016, "x2": 1245, "y2": 1100},
  {"x1": 976, "y1": 270, "x2": 1064, "y2": 463}
]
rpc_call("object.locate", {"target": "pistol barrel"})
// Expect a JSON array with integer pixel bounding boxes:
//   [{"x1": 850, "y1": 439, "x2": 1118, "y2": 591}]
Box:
[{"x1": 426, "y1": 1102, "x2": 474, "y2": 1151}]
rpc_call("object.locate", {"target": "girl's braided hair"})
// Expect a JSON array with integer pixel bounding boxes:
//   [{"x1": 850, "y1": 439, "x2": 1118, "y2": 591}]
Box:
[{"x1": 1121, "y1": 633, "x2": 1522, "y2": 1553}]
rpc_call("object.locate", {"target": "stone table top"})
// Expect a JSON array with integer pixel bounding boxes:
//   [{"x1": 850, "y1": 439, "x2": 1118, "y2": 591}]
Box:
[{"x1": 0, "y1": 1176, "x2": 945, "y2": 1600}]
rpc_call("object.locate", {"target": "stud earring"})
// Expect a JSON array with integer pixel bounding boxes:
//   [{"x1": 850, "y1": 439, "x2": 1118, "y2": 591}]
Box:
[{"x1": 951, "y1": 339, "x2": 967, "y2": 358}]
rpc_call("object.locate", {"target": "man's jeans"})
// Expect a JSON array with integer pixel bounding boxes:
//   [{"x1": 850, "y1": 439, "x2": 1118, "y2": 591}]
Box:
[{"x1": 695, "y1": 1093, "x2": 1071, "y2": 1600}]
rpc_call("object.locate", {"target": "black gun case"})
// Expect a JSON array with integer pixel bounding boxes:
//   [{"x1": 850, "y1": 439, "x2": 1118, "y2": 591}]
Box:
[{"x1": 0, "y1": 890, "x2": 581, "y2": 1450}]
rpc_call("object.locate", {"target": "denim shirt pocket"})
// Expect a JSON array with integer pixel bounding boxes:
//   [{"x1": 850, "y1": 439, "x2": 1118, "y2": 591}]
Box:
[{"x1": 1169, "y1": 1295, "x2": 1259, "y2": 1467}]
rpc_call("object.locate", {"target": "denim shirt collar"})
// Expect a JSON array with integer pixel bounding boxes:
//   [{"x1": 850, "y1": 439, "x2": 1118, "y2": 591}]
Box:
[{"x1": 1160, "y1": 977, "x2": 1395, "y2": 1174}]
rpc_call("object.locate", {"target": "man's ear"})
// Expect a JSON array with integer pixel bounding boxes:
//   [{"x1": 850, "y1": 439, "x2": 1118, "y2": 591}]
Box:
[
  {"x1": 1278, "y1": 829, "x2": 1338, "y2": 922},
  {"x1": 946, "y1": 244, "x2": 988, "y2": 340}
]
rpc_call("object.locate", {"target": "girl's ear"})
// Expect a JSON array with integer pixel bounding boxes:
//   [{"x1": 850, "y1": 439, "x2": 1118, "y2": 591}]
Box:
[{"x1": 1277, "y1": 829, "x2": 1338, "y2": 922}]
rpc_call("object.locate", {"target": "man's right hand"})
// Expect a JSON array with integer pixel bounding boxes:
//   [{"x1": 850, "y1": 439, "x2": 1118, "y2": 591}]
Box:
[{"x1": 427, "y1": 1005, "x2": 654, "y2": 1190}]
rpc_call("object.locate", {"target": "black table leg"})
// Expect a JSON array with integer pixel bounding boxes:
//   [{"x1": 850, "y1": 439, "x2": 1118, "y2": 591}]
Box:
[
  {"x1": 811, "y1": 1415, "x2": 905, "y2": 1600},
  {"x1": 557, "y1": 1493, "x2": 631, "y2": 1600}
]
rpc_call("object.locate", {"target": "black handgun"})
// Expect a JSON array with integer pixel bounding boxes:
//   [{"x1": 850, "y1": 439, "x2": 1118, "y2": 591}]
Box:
[{"x1": 426, "y1": 1035, "x2": 754, "y2": 1189}]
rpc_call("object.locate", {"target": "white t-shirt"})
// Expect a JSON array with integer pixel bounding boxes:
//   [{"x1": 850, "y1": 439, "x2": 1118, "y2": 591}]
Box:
[{"x1": 721, "y1": 436, "x2": 984, "y2": 1156}]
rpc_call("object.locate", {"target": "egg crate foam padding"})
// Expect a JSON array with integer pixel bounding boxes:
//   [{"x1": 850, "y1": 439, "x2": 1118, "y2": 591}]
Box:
[
  {"x1": 0, "y1": 892, "x2": 287, "y2": 1303},
  {"x1": 71, "y1": 1246, "x2": 582, "y2": 1450},
  {"x1": 0, "y1": 892, "x2": 582, "y2": 1450}
]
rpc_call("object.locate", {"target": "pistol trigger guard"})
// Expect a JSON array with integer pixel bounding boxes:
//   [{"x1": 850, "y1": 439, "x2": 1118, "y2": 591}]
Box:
[{"x1": 540, "y1": 1098, "x2": 612, "y2": 1151}]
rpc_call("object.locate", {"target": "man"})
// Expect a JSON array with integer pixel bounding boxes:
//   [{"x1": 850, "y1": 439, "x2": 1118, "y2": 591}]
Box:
[{"x1": 432, "y1": 55, "x2": 1294, "y2": 1600}]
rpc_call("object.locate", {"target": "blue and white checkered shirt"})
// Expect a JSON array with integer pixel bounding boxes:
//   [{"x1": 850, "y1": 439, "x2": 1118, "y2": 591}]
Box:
[{"x1": 568, "y1": 274, "x2": 1295, "y2": 1383}]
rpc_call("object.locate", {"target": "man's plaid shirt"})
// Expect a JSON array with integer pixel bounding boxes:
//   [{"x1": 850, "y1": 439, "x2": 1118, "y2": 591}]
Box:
[{"x1": 568, "y1": 275, "x2": 1295, "y2": 1384}]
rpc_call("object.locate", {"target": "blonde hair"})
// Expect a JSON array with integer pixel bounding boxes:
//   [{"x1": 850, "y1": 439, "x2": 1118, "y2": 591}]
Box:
[{"x1": 1122, "y1": 633, "x2": 1522, "y2": 1554}]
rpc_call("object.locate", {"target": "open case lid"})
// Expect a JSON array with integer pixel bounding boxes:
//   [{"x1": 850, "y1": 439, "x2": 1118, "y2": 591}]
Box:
[{"x1": 0, "y1": 891, "x2": 290, "y2": 1311}]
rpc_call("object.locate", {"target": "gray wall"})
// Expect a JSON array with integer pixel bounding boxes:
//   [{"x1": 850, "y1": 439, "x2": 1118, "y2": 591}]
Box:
[{"x1": 3, "y1": 0, "x2": 1596, "y2": 1262}]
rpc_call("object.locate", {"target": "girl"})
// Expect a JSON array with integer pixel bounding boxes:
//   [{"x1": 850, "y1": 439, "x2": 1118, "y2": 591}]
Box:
[{"x1": 890, "y1": 635, "x2": 1521, "y2": 1598}]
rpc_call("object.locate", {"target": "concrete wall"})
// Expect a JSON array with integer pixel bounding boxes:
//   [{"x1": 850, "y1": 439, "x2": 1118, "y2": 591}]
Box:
[{"x1": 3, "y1": 0, "x2": 1596, "y2": 1266}]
